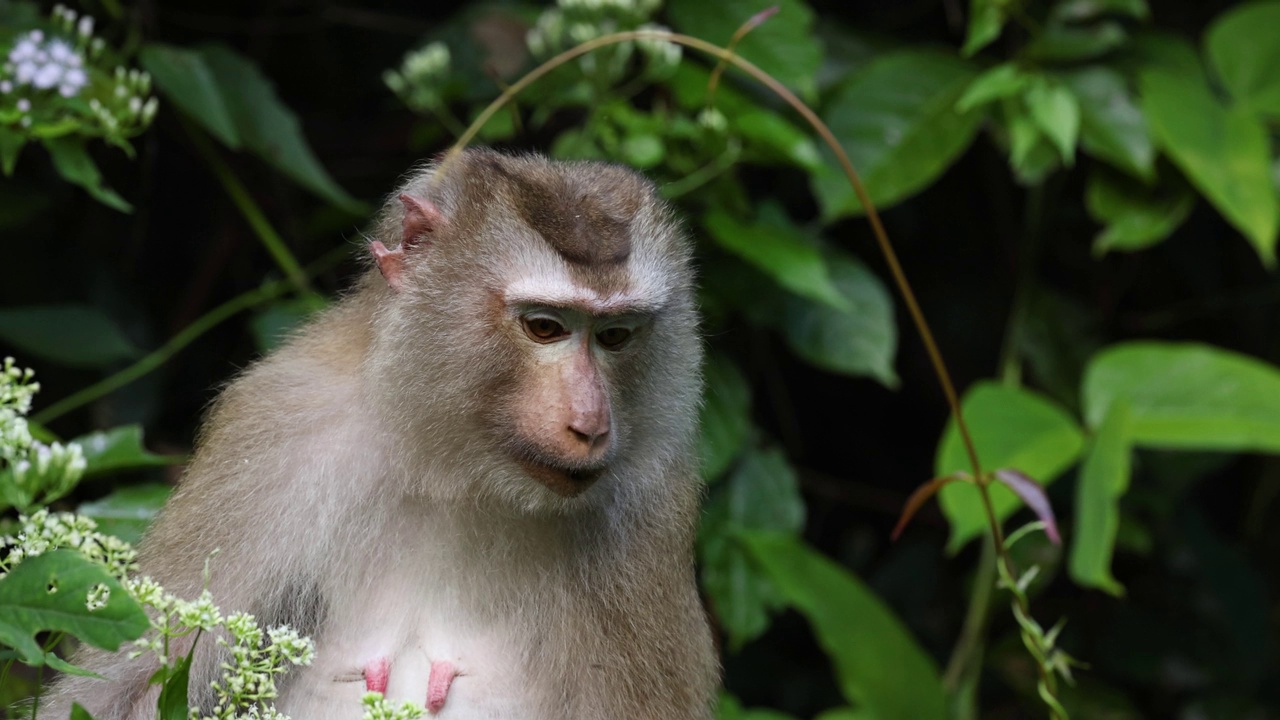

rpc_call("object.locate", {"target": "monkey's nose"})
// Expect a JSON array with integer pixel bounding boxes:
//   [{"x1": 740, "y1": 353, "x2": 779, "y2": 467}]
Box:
[{"x1": 568, "y1": 416, "x2": 610, "y2": 450}]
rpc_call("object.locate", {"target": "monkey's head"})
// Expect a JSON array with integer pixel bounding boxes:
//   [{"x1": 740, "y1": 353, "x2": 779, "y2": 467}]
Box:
[{"x1": 364, "y1": 149, "x2": 701, "y2": 513}]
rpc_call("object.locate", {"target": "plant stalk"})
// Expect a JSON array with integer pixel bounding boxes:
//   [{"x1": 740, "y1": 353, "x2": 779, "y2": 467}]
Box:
[{"x1": 435, "y1": 29, "x2": 1065, "y2": 717}]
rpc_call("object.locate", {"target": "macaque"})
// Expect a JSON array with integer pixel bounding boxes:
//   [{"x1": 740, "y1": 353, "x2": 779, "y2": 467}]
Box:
[{"x1": 48, "y1": 149, "x2": 718, "y2": 718}]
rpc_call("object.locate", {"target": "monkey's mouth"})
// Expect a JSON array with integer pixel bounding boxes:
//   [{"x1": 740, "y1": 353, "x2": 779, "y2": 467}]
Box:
[{"x1": 515, "y1": 457, "x2": 606, "y2": 498}]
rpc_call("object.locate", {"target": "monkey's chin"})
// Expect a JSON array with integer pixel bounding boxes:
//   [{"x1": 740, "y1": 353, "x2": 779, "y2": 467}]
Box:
[{"x1": 516, "y1": 458, "x2": 605, "y2": 498}]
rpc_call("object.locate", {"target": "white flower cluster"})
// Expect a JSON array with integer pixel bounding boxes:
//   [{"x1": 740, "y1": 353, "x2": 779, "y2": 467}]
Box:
[
  {"x1": 6, "y1": 30, "x2": 89, "y2": 98},
  {"x1": 360, "y1": 692, "x2": 427, "y2": 720},
  {"x1": 90, "y1": 66, "x2": 158, "y2": 133},
  {"x1": 0, "y1": 5, "x2": 158, "y2": 138},
  {"x1": 0, "y1": 358, "x2": 38, "y2": 451},
  {"x1": 525, "y1": 0, "x2": 678, "y2": 82},
  {"x1": 86, "y1": 582, "x2": 111, "y2": 611},
  {"x1": 196, "y1": 612, "x2": 316, "y2": 720},
  {"x1": 124, "y1": 578, "x2": 315, "y2": 720},
  {"x1": 383, "y1": 42, "x2": 451, "y2": 114},
  {"x1": 697, "y1": 107, "x2": 727, "y2": 133},
  {"x1": 0, "y1": 510, "x2": 138, "y2": 582},
  {"x1": 0, "y1": 359, "x2": 89, "y2": 512}
]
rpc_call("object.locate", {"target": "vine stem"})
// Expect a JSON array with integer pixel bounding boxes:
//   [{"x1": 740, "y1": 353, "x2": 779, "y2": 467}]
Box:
[
  {"x1": 33, "y1": 245, "x2": 350, "y2": 425},
  {"x1": 439, "y1": 29, "x2": 988, "y2": 489},
  {"x1": 32, "y1": 279, "x2": 291, "y2": 424},
  {"x1": 439, "y1": 28, "x2": 1062, "y2": 717},
  {"x1": 179, "y1": 115, "x2": 312, "y2": 295}
]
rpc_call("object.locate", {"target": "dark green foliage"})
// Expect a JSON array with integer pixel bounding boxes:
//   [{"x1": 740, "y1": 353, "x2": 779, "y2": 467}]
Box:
[{"x1": 2, "y1": 0, "x2": 1279, "y2": 718}]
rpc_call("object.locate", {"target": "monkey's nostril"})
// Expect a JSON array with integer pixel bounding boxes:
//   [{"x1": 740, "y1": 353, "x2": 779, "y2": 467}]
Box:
[{"x1": 568, "y1": 424, "x2": 609, "y2": 449}]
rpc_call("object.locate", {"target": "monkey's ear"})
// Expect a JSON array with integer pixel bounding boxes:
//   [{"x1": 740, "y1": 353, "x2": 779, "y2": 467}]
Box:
[
  {"x1": 400, "y1": 194, "x2": 442, "y2": 250},
  {"x1": 372, "y1": 194, "x2": 444, "y2": 292},
  {"x1": 370, "y1": 240, "x2": 406, "y2": 292}
]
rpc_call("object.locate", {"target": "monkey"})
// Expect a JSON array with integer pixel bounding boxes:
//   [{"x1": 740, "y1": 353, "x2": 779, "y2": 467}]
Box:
[{"x1": 45, "y1": 148, "x2": 719, "y2": 719}]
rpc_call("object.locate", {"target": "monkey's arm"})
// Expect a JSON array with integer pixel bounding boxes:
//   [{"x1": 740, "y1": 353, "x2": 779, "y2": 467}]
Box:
[{"x1": 47, "y1": 304, "x2": 377, "y2": 717}]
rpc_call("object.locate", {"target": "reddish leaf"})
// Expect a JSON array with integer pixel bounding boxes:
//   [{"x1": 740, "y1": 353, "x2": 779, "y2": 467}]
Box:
[
  {"x1": 993, "y1": 469, "x2": 1061, "y2": 544},
  {"x1": 892, "y1": 473, "x2": 969, "y2": 541},
  {"x1": 744, "y1": 6, "x2": 781, "y2": 32}
]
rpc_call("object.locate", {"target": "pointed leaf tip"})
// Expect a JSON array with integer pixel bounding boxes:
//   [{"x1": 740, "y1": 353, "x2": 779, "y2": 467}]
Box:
[
  {"x1": 892, "y1": 473, "x2": 968, "y2": 541},
  {"x1": 746, "y1": 6, "x2": 781, "y2": 30},
  {"x1": 994, "y1": 469, "x2": 1061, "y2": 544}
]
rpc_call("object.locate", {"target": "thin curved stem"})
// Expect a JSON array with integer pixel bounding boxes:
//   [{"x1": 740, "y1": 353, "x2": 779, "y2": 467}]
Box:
[
  {"x1": 180, "y1": 116, "x2": 311, "y2": 295},
  {"x1": 442, "y1": 26, "x2": 989, "y2": 512},
  {"x1": 33, "y1": 280, "x2": 291, "y2": 424},
  {"x1": 439, "y1": 32, "x2": 1061, "y2": 716},
  {"x1": 33, "y1": 245, "x2": 350, "y2": 425}
]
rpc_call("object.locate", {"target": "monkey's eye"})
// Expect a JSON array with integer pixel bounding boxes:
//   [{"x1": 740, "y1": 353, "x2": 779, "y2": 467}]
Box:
[
  {"x1": 523, "y1": 315, "x2": 570, "y2": 342},
  {"x1": 596, "y1": 326, "x2": 633, "y2": 350}
]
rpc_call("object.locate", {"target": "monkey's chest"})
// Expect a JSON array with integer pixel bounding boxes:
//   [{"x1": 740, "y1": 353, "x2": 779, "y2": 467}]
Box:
[
  {"x1": 275, "y1": 576, "x2": 551, "y2": 718},
  {"x1": 274, "y1": 562, "x2": 584, "y2": 719}
]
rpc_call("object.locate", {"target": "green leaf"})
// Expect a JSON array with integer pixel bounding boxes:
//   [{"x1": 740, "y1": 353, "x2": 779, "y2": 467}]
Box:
[
  {"x1": 1003, "y1": 99, "x2": 1061, "y2": 185},
  {"x1": 139, "y1": 43, "x2": 240, "y2": 148},
  {"x1": 250, "y1": 295, "x2": 326, "y2": 353},
  {"x1": 718, "y1": 693, "x2": 803, "y2": 720},
  {"x1": 702, "y1": 205, "x2": 848, "y2": 310},
  {"x1": 814, "y1": 50, "x2": 981, "y2": 221},
  {"x1": 733, "y1": 109, "x2": 822, "y2": 171},
  {"x1": 1082, "y1": 342, "x2": 1280, "y2": 452},
  {"x1": 962, "y1": 0, "x2": 1007, "y2": 57},
  {"x1": 42, "y1": 137, "x2": 132, "y2": 213},
  {"x1": 1085, "y1": 169, "x2": 1193, "y2": 254},
  {"x1": 700, "y1": 355, "x2": 752, "y2": 483},
  {"x1": 78, "y1": 483, "x2": 173, "y2": 545},
  {"x1": 74, "y1": 425, "x2": 184, "y2": 478},
  {"x1": 44, "y1": 651, "x2": 103, "y2": 677},
  {"x1": 1204, "y1": 1, "x2": 1280, "y2": 117},
  {"x1": 1023, "y1": 20, "x2": 1128, "y2": 63},
  {"x1": 1051, "y1": 0, "x2": 1150, "y2": 22},
  {"x1": 1068, "y1": 400, "x2": 1132, "y2": 595},
  {"x1": 936, "y1": 383, "x2": 1085, "y2": 552},
  {"x1": 619, "y1": 134, "x2": 665, "y2": 169},
  {"x1": 814, "y1": 709, "x2": 872, "y2": 720},
  {"x1": 0, "y1": 126, "x2": 25, "y2": 175},
  {"x1": 1025, "y1": 79, "x2": 1080, "y2": 165},
  {"x1": 1061, "y1": 66, "x2": 1155, "y2": 181},
  {"x1": 71, "y1": 703, "x2": 95, "y2": 720},
  {"x1": 157, "y1": 643, "x2": 195, "y2": 720},
  {"x1": 740, "y1": 532, "x2": 947, "y2": 720},
  {"x1": 0, "y1": 550, "x2": 149, "y2": 663},
  {"x1": 700, "y1": 448, "x2": 804, "y2": 649},
  {"x1": 956, "y1": 63, "x2": 1028, "y2": 113},
  {"x1": 667, "y1": 0, "x2": 822, "y2": 98},
  {"x1": 0, "y1": 305, "x2": 140, "y2": 369},
  {"x1": 197, "y1": 44, "x2": 363, "y2": 212},
  {"x1": 1141, "y1": 69, "x2": 1278, "y2": 265},
  {"x1": 1123, "y1": 31, "x2": 1202, "y2": 78},
  {"x1": 782, "y1": 252, "x2": 899, "y2": 387}
]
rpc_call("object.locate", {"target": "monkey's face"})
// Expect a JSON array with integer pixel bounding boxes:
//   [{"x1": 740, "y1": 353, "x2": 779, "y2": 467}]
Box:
[
  {"x1": 369, "y1": 150, "x2": 701, "y2": 511},
  {"x1": 495, "y1": 301, "x2": 647, "y2": 498}
]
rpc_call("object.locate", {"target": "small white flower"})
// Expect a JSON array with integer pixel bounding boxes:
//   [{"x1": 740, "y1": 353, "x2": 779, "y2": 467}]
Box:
[
  {"x1": 15, "y1": 61, "x2": 36, "y2": 84},
  {"x1": 0, "y1": 81, "x2": 9, "y2": 93},
  {"x1": 86, "y1": 582, "x2": 111, "y2": 611},
  {"x1": 698, "y1": 107, "x2": 728, "y2": 133},
  {"x1": 16, "y1": 98, "x2": 31, "y2": 112},
  {"x1": 10, "y1": 38, "x2": 36, "y2": 62},
  {"x1": 47, "y1": 39, "x2": 74, "y2": 63},
  {"x1": 33, "y1": 63, "x2": 63, "y2": 89},
  {"x1": 78, "y1": 16, "x2": 95, "y2": 39}
]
